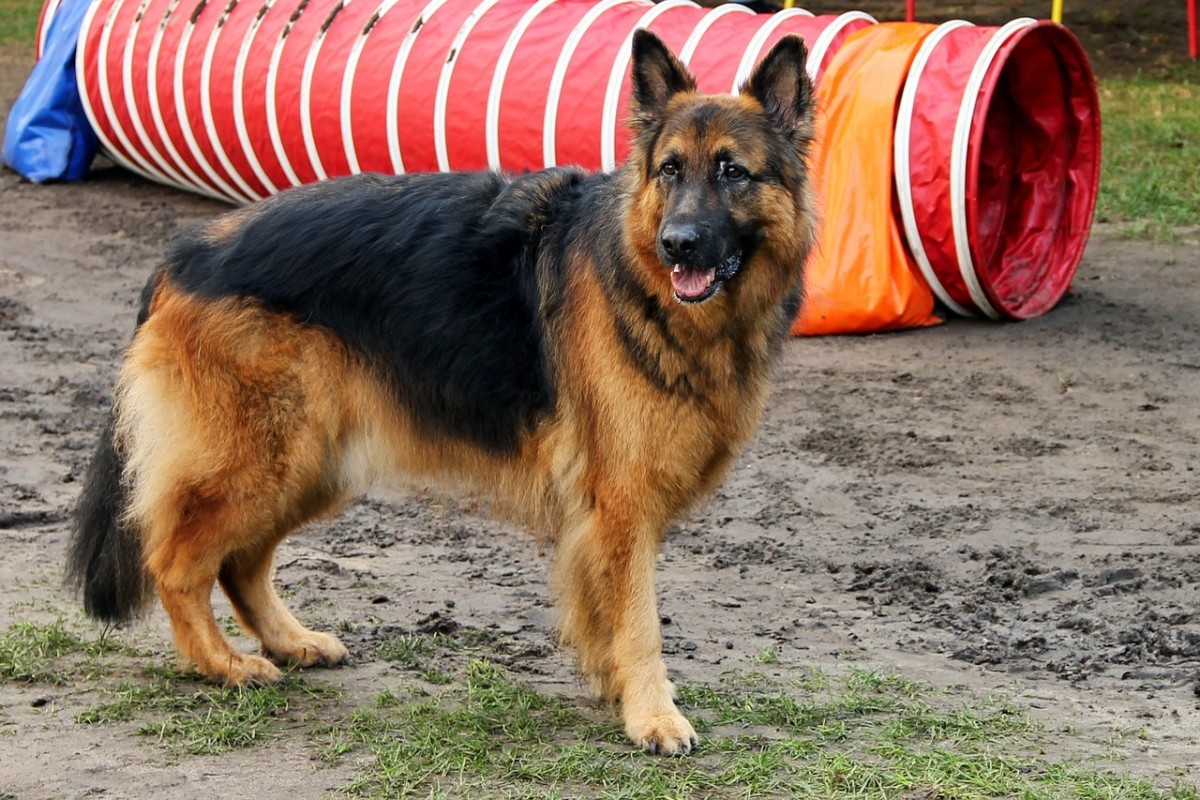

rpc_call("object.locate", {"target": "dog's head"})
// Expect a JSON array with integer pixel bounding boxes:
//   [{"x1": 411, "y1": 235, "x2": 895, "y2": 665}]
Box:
[{"x1": 626, "y1": 30, "x2": 816, "y2": 309}]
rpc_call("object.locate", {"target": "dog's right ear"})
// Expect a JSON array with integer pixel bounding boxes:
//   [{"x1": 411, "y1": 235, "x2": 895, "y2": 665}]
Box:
[{"x1": 630, "y1": 30, "x2": 697, "y2": 131}]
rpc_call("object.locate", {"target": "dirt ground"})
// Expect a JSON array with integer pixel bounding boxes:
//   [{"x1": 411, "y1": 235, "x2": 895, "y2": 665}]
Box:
[{"x1": 1, "y1": 7, "x2": 1199, "y2": 796}]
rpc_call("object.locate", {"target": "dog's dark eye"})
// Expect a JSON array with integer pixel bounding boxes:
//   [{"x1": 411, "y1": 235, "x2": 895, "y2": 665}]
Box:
[
  {"x1": 721, "y1": 163, "x2": 747, "y2": 181},
  {"x1": 660, "y1": 162, "x2": 678, "y2": 178}
]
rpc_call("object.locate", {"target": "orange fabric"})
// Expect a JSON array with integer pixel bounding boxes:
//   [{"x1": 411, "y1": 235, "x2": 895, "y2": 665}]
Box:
[{"x1": 793, "y1": 23, "x2": 940, "y2": 336}]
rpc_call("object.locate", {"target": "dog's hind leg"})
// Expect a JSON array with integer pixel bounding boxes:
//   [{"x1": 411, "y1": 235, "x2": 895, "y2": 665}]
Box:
[
  {"x1": 555, "y1": 505, "x2": 698, "y2": 756},
  {"x1": 142, "y1": 473, "x2": 348, "y2": 684},
  {"x1": 118, "y1": 284, "x2": 360, "y2": 685},
  {"x1": 144, "y1": 505, "x2": 284, "y2": 686},
  {"x1": 218, "y1": 539, "x2": 349, "y2": 668}
]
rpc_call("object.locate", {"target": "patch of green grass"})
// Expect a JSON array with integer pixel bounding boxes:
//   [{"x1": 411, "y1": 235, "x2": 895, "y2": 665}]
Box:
[
  {"x1": 0, "y1": 0, "x2": 42, "y2": 47},
  {"x1": 0, "y1": 620, "x2": 124, "y2": 684},
  {"x1": 323, "y1": 657, "x2": 1197, "y2": 799},
  {"x1": 755, "y1": 646, "x2": 779, "y2": 665},
  {"x1": 1098, "y1": 69, "x2": 1200, "y2": 235},
  {"x1": 79, "y1": 666, "x2": 340, "y2": 756},
  {"x1": 376, "y1": 625, "x2": 549, "y2": 678},
  {"x1": 419, "y1": 668, "x2": 454, "y2": 686},
  {"x1": 377, "y1": 633, "x2": 439, "y2": 668},
  {"x1": 327, "y1": 659, "x2": 596, "y2": 797}
]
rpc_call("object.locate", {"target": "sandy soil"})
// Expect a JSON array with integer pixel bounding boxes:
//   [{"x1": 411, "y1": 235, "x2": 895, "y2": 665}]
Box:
[{"x1": 2, "y1": 33, "x2": 1199, "y2": 799}]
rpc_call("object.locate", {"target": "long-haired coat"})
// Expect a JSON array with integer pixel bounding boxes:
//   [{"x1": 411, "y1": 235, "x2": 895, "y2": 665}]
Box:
[{"x1": 69, "y1": 30, "x2": 816, "y2": 755}]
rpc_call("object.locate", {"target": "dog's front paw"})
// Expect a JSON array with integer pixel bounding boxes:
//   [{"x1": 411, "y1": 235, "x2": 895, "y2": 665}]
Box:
[
  {"x1": 211, "y1": 652, "x2": 283, "y2": 686},
  {"x1": 625, "y1": 710, "x2": 699, "y2": 756},
  {"x1": 265, "y1": 630, "x2": 349, "y2": 668}
]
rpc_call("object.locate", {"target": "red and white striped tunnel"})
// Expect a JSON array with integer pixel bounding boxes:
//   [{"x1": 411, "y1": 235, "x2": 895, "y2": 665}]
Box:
[
  {"x1": 73, "y1": 0, "x2": 872, "y2": 204},
  {"x1": 893, "y1": 18, "x2": 1100, "y2": 320},
  {"x1": 66, "y1": 0, "x2": 1099, "y2": 323}
]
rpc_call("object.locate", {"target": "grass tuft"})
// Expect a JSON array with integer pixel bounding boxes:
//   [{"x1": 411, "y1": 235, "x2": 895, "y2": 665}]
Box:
[
  {"x1": 0, "y1": 619, "x2": 123, "y2": 684},
  {"x1": 78, "y1": 667, "x2": 340, "y2": 755},
  {"x1": 377, "y1": 633, "x2": 439, "y2": 668}
]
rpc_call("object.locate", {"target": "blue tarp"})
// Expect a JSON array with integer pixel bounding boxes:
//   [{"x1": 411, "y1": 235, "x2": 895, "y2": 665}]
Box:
[{"x1": 2, "y1": 0, "x2": 98, "y2": 182}]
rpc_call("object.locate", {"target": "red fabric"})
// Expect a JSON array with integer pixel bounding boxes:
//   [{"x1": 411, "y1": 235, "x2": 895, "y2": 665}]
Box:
[
  {"x1": 684, "y1": 10, "x2": 760, "y2": 94},
  {"x1": 397, "y1": 0, "x2": 484, "y2": 173},
  {"x1": 551, "y1": 6, "x2": 639, "y2": 168},
  {"x1": 898, "y1": 21, "x2": 1099, "y2": 319},
  {"x1": 83, "y1": 0, "x2": 874, "y2": 196},
  {"x1": 93, "y1": 0, "x2": 141, "y2": 170},
  {"x1": 441, "y1": 0, "x2": 532, "y2": 171},
  {"x1": 204, "y1": 1, "x2": 271, "y2": 197},
  {"x1": 608, "y1": 5, "x2": 697, "y2": 167},
  {"x1": 276, "y1": 2, "x2": 335, "y2": 183},
  {"x1": 494, "y1": 2, "x2": 593, "y2": 173},
  {"x1": 104, "y1": 0, "x2": 153, "y2": 172},
  {"x1": 1189, "y1": 0, "x2": 1198, "y2": 59},
  {"x1": 182, "y1": 7, "x2": 249, "y2": 197},
  {"x1": 906, "y1": 23, "x2": 989, "y2": 314},
  {"x1": 78, "y1": 0, "x2": 115, "y2": 151},
  {"x1": 148, "y1": 0, "x2": 214, "y2": 193},
  {"x1": 135, "y1": 0, "x2": 217, "y2": 195},
  {"x1": 333, "y1": 1, "x2": 404, "y2": 175},
  {"x1": 967, "y1": 22, "x2": 1100, "y2": 318},
  {"x1": 554, "y1": 5, "x2": 644, "y2": 168}
]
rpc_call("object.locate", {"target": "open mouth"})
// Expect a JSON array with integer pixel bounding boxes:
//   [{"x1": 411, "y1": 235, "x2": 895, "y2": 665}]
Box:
[
  {"x1": 670, "y1": 265, "x2": 718, "y2": 303},
  {"x1": 669, "y1": 250, "x2": 742, "y2": 304}
]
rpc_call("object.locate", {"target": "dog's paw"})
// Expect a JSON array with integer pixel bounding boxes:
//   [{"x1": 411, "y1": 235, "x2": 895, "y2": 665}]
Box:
[
  {"x1": 625, "y1": 711, "x2": 699, "y2": 756},
  {"x1": 219, "y1": 652, "x2": 284, "y2": 686},
  {"x1": 266, "y1": 630, "x2": 349, "y2": 669}
]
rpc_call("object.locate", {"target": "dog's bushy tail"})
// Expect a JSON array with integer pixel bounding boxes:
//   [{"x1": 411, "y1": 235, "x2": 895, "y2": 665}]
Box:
[{"x1": 66, "y1": 415, "x2": 150, "y2": 623}]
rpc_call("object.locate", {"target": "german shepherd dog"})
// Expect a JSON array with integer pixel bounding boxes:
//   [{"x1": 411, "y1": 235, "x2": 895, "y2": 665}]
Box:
[{"x1": 67, "y1": 30, "x2": 815, "y2": 755}]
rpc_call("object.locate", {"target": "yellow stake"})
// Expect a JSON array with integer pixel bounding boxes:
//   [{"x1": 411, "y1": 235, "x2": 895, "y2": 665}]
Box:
[
  {"x1": 784, "y1": 0, "x2": 795, "y2": 8},
  {"x1": 1051, "y1": 0, "x2": 1063, "y2": 24}
]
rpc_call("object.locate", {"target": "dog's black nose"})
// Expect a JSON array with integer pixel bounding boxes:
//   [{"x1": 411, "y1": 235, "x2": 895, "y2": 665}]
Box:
[{"x1": 660, "y1": 224, "x2": 700, "y2": 261}]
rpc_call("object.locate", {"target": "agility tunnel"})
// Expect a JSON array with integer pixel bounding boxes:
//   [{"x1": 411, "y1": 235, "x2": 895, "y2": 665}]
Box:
[
  {"x1": 63, "y1": 0, "x2": 872, "y2": 201},
  {"x1": 891, "y1": 18, "x2": 1099, "y2": 321},
  {"x1": 797, "y1": 16, "x2": 1099, "y2": 331},
  {"x1": 11, "y1": 0, "x2": 1100, "y2": 332}
]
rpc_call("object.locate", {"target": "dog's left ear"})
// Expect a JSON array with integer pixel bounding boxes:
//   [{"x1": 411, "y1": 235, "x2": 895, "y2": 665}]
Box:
[
  {"x1": 630, "y1": 29, "x2": 697, "y2": 131},
  {"x1": 741, "y1": 35, "x2": 815, "y2": 141}
]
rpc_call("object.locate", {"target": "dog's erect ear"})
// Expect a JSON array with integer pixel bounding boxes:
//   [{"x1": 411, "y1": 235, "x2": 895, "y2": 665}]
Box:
[
  {"x1": 741, "y1": 35, "x2": 815, "y2": 140},
  {"x1": 630, "y1": 29, "x2": 697, "y2": 131}
]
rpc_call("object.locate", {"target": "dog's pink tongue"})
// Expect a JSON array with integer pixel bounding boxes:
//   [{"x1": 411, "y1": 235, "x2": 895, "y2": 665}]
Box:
[{"x1": 670, "y1": 266, "x2": 716, "y2": 299}]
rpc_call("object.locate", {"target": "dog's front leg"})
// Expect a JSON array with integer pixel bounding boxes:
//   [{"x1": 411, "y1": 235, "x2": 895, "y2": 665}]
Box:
[{"x1": 555, "y1": 506, "x2": 698, "y2": 755}]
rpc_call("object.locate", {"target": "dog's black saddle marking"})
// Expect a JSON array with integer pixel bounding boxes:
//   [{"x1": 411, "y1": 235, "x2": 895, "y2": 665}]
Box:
[{"x1": 164, "y1": 170, "x2": 592, "y2": 455}]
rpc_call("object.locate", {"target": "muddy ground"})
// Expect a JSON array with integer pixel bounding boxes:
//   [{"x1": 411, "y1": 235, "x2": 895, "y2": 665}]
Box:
[{"x1": 1, "y1": 19, "x2": 1199, "y2": 799}]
